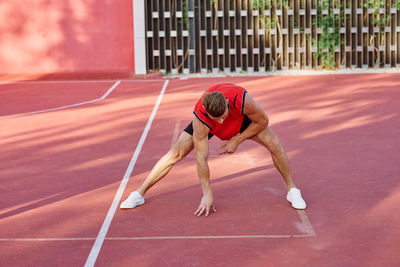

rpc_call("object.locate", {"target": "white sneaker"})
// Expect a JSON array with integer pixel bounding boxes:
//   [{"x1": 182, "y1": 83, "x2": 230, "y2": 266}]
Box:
[
  {"x1": 287, "y1": 188, "x2": 306, "y2": 209},
  {"x1": 120, "y1": 191, "x2": 145, "y2": 209}
]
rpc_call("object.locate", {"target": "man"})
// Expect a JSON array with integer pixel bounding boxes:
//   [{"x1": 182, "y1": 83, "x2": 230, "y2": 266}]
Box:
[{"x1": 120, "y1": 83, "x2": 306, "y2": 216}]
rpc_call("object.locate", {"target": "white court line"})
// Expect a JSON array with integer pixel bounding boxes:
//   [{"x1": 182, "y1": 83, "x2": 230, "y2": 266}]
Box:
[
  {"x1": 84, "y1": 80, "x2": 169, "y2": 267},
  {"x1": 1, "y1": 80, "x2": 121, "y2": 118},
  {"x1": 1, "y1": 211, "x2": 315, "y2": 243},
  {"x1": 0, "y1": 238, "x2": 96, "y2": 241},
  {"x1": 0, "y1": 79, "x2": 165, "y2": 85},
  {"x1": 297, "y1": 210, "x2": 316, "y2": 236},
  {"x1": 0, "y1": 233, "x2": 311, "y2": 242},
  {"x1": 106, "y1": 234, "x2": 311, "y2": 240}
]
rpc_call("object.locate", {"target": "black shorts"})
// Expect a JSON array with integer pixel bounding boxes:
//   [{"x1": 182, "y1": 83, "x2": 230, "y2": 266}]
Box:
[{"x1": 183, "y1": 115, "x2": 253, "y2": 139}]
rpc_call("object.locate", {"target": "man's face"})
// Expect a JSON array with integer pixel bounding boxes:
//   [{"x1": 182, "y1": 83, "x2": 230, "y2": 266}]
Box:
[{"x1": 207, "y1": 99, "x2": 229, "y2": 124}]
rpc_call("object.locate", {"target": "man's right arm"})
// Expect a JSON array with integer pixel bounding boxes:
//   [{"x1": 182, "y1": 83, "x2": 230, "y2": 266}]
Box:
[{"x1": 192, "y1": 116, "x2": 216, "y2": 216}]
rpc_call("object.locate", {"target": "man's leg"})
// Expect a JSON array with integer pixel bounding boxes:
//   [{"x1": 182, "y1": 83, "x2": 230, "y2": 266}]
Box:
[
  {"x1": 250, "y1": 126, "x2": 306, "y2": 209},
  {"x1": 136, "y1": 131, "x2": 194, "y2": 196},
  {"x1": 250, "y1": 126, "x2": 295, "y2": 190},
  {"x1": 120, "y1": 131, "x2": 194, "y2": 209}
]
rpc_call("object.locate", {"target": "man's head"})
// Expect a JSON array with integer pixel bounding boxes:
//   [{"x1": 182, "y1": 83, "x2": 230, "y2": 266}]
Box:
[
  {"x1": 202, "y1": 92, "x2": 226, "y2": 117},
  {"x1": 202, "y1": 92, "x2": 229, "y2": 123}
]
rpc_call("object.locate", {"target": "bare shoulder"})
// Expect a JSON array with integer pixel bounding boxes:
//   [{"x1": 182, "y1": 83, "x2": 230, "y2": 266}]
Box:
[
  {"x1": 193, "y1": 116, "x2": 210, "y2": 140},
  {"x1": 242, "y1": 92, "x2": 269, "y2": 125},
  {"x1": 243, "y1": 92, "x2": 263, "y2": 115}
]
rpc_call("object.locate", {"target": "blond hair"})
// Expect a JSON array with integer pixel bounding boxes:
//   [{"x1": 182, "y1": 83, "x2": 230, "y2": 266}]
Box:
[{"x1": 202, "y1": 92, "x2": 226, "y2": 117}]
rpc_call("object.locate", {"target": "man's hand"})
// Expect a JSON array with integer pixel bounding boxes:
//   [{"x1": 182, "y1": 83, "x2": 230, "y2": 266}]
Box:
[
  {"x1": 219, "y1": 136, "x2": 240, "y2": 154},
  {"x1": 194, "y1": 192, "x2": 216, "y2": 216}
]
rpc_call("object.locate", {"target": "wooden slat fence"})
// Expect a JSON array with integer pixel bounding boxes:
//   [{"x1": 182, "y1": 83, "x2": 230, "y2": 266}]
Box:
[{"x1": 145, "y1": 0, "x2": 400, "y2": 74}]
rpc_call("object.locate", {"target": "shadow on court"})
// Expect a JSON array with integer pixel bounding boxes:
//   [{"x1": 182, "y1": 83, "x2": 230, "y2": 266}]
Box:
[{"x1": 0, "y1": 74, "x2": 399, "y2": 266}]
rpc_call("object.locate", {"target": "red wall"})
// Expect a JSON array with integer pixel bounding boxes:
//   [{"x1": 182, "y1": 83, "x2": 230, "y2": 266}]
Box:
[{"x1": 0, "y1": 0, "x2": 134, "y2": 78}]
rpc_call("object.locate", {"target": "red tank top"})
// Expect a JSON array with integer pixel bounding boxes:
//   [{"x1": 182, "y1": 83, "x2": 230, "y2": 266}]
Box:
[{"x1": 193, "y1": 83, "x2": 247, "y2": 140}]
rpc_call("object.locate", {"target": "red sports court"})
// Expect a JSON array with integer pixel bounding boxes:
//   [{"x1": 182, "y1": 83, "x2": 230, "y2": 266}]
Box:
[{"x1": 1, "y1": 73, "x2": 399, "y2": 266}]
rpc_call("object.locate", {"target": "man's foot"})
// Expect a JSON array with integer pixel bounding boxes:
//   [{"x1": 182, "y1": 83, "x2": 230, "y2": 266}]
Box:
[
  {"x1": 120, "y1": 191, "x2": 145, "y2": 209},
  {"x1": 287, "y1": 188, "x2": 306, "y2": 209}
]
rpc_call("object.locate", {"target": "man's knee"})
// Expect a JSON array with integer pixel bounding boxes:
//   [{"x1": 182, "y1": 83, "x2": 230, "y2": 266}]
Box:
[
  {"x1": 167, "y1": 147, "x2": 186, "y2": 163},
  {"x1": 268, "y1": 136, "x2": 282, "y2": 151},
  {"x1": 257, "y1": 128, "x2": 281, "y2": 150},
  {"x1": 169, "y1": 137, "x2": 193, "y2": 162},
  {"x1": 162, "y1": 131, "x2": 193, "y2": 165}
]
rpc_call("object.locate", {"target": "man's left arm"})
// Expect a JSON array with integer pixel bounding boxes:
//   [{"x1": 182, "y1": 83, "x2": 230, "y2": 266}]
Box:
[{"x1": 220, "y1": 93, "x2": 269, "y2": 154}]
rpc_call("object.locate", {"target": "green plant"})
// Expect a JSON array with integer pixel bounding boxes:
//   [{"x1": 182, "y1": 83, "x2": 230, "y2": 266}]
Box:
[
  {"x1": 252, "y1": 0, "x2": 293, "y2": 70},
  {"x1": 278, "y1": 0, "x2": 288, "y2": 10},
  {"x1": 364, "y1": 0, "x2": 390, "y2": 30},
  {"x1": 253, "y1": 0, "x2": 267, "y2": 27},
  {"x1": 362, "y1": 0, "x2": 393, "y2": 65},
  {"x1": 252, "y1": 0, "x2": 269, "y2": 10},
  {"x1": 312, "y1": 0, "x2": 343, "y2": 69},
  {"x1": 177, "y1": 0, "x2": 188, "y2": 28}
]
